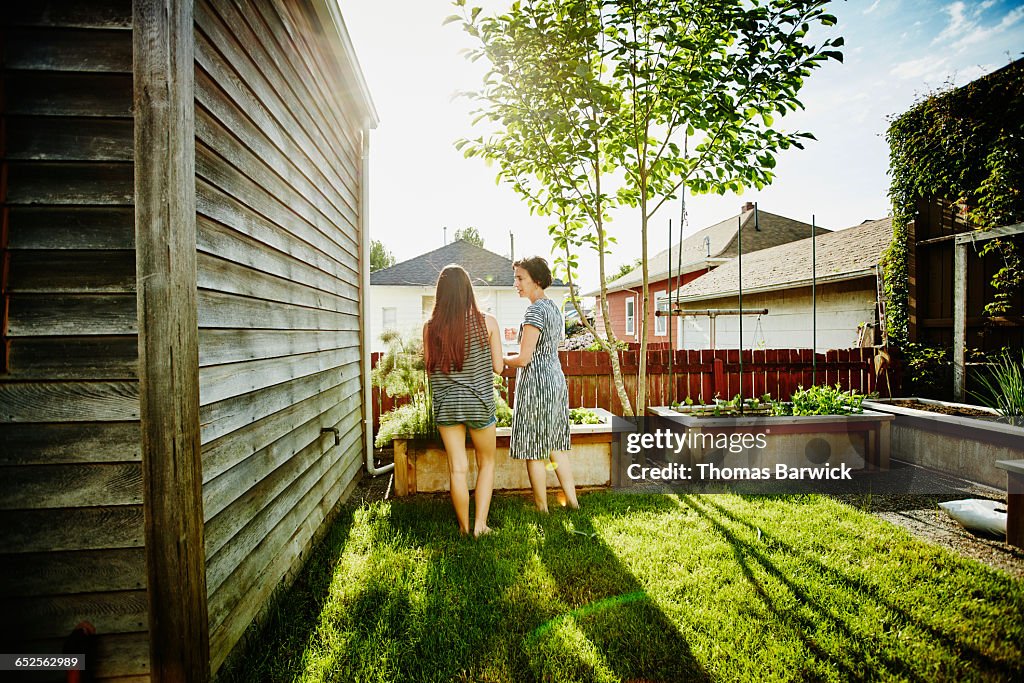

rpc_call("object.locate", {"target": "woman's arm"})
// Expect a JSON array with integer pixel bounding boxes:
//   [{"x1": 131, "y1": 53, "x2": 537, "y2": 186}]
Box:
[
  {"x1": 504, "y1": 324, "x2": 540, "y2": 369},
  {"x1": 484, "y1": 314, "x2": 504, "y2": 374}
]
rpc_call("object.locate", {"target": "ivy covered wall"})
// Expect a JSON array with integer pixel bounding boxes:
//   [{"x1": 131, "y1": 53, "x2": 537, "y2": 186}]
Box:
[{"x1": 883, "y1": 58, "x2": 1024, "y2": 348}]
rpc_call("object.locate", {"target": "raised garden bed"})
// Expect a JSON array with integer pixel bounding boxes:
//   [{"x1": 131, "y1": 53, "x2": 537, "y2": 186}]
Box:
[
  {"x1": 646, "y1": 405, "x2": 893, "y2": 471},
  {"x1": 863, "y1": 398, "x2": 1024, "y2": 489},
  {"x1": 392, "y1": 408, "x2": 618, "y2": 496}
]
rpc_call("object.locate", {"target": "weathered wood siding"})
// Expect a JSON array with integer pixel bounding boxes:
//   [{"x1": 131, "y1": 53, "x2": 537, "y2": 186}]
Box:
[
  {"x1": 193, "y1": 0, "x2": 367, "y2": 670},
  {"x1": 1, "y1": 1, "x2": 151, "y2": 680}
]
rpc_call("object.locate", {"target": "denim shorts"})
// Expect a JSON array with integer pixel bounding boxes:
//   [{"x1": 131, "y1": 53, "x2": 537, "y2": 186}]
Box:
[{"x1": 436, "y1": 417, "x2": 497, "y2": 430}]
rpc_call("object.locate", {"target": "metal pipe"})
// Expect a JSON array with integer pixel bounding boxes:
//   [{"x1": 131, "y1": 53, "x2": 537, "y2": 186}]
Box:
[
  {"x1": 812, "y1": 214, "x2": 817, "y2": 385},
  {"x1": 361, "y1": 126, "x2": 394, "y2": 477},
  {"x1": 738, "y1": 213, "x2": 744, "y2": 405}
]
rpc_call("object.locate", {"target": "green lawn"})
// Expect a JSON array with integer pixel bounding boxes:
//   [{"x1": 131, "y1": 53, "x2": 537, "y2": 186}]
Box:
[{"x1": 217, "y1": 493, "x2": 1024, "y2": 683}]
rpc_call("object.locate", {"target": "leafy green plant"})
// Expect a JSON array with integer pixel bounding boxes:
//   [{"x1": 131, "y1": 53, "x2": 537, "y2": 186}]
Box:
[
  {"x1": 585, "y1": 338, "x2": 628, "y2": 352},
  {"x1": 569, "y1": 408, "x2": 603, "y2": 425},
  {"x1": 775, "y1": 384, "x2": 866, "y2": 416},
  {"x1": 373, "y1": 331, "x2": 433, "y2": 447},
  {"x1": 971, "y1": 349, "x2": 1024, "y2": 424}
]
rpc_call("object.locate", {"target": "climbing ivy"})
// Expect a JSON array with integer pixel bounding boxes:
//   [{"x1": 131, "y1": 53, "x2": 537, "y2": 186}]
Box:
[{"x1": 884, "y1": 58, "x2": 1024, "y2": 347}]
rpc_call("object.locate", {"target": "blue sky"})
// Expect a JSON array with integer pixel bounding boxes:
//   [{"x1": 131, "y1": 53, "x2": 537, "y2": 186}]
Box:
[{"x1": 338, "y1": 0, "x2": 1024, "y2": 289}]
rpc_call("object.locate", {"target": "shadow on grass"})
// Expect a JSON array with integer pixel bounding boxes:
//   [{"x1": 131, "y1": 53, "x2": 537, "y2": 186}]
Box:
[
  {"x1": 681, "y1": 494, "x2": 1024, "y2": 681},
  {"x1": 216, "y1": 493, "x2": 709, "y2": 683}
]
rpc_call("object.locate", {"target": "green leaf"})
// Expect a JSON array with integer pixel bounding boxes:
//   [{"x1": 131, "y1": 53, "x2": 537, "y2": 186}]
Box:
[{"x1": 442, "y1": 14, "x2": 461, "y2": 26}]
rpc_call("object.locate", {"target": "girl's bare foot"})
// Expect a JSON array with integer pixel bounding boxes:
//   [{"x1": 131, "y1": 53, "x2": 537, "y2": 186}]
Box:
[{"x1": 473, "y1": 526, "x2": 493, "y2": 538}]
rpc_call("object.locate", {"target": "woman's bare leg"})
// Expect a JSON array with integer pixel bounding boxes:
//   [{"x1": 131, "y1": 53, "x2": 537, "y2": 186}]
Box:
[
  {"x1": 467, "y1": 424, "x2": 496, "y2": 536},
  {"x1": 550, "y1": 450, "x2": 578, "y2": 509},
  {"x1": 438, "y1": 424, "x2": 470, "y2": 534},
  {"x1": 526, "y1": 458, "x2": 549, "y2": 512}
]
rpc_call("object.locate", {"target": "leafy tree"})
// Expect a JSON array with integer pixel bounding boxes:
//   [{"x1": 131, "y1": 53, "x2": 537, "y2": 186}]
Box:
[
  {"x1": 453, "y1": 226, "x2": 485, "y2": 247},
  {"x1": 455, "y1": 0, "x2": 841, "y2": 412},
  {"x1": 613, "y1": 258, "x2": 642, "y2": 282},
  {"x1": 370, "y1": 239, "x2": 396, "y2": 272}
]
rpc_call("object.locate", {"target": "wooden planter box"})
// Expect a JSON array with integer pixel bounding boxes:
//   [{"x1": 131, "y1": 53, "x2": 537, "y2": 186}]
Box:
[
  {"x1": 863, "y1": 398, "x2": 1024, "y2": 488},
  {"x1": 391, "y1": 408, "x2": 617, "y2": 496},
  {"x1": 646, "y1": 406, "x2": 893, "y2": 471}
]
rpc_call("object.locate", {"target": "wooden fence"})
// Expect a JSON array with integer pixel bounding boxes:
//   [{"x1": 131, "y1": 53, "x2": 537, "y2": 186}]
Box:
[{"x1": 371, "y1": 347, "x2": 896, "y2": 436}]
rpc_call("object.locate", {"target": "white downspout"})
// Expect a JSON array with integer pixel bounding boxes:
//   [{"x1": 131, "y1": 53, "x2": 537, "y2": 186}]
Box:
[{"x1": 360, "y1": 124, "x2": 393, "y2": 476}]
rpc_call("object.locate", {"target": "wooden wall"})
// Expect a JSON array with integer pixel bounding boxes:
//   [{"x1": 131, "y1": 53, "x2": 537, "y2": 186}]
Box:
[
  {"x1": 0, "y1": 1, "x2": 151, "y2": 680},
  {"x1": 193, "y1": 0, "x2": 367, "y2": 671}
]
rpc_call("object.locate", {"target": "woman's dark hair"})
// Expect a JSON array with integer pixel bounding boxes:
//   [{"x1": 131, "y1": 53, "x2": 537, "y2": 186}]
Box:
[
  {"x1": 424, "y1": 264, "x2": 486, "y2": 373},
  {"x1": 513, "y1": 256, "x2": 553, "y2": 289}
]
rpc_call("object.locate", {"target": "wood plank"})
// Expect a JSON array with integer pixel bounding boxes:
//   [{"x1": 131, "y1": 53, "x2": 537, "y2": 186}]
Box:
[
  {"x1": 4, "y1": 116, "x2": 134, "y2": 162},
  {"x1": 1, "y1": 381, "x2": 139, "y2": 422},
  {"x1": 0, "y1": 421, "x2": 139, "y2": 466},
  {"x1": 6, "y1": 206, "x2": 135, "y2": 250},
  {"x1": 208, "y1": 451, "x2": 361, "y2": 672},
  {"x1": 3, "y1": 72, "x2": 133, "y2": 117},
  {"x1": 6, "y1": 336, "x2": 138, "y2": 380},
  {"x1": 195, "y1": 143, "x2": 357, "y2": 282},
  {"x1": 193, "y1": 109, "x2": 358, "y2": 263},
  {"x1": 198, "y1": 328, "x2": 358, "y2": 366},
  {"x1": 2, "y1": 1, "x2": 132, "y2": 29},
  {"x1": 6, "y1": 293, "x2": 137, "y2": 336},
  {"x1": 257, "y1": 0, "x2": 362, "y2": 167},
  {"x1": 201, "y1": 380, "x2": 353, "y2": 481},
  {"x1": 206, "y1": 435, "x2": 361, "y2": 628},
  {"x1": 9, "y1": 590, "x2": 148, "y2": 639},
  {"x1": 5, "y1": 162, "x2": 134, "y2": 204},
  {"x1": 134, "y1": 0, "x2": 209, "y2": 678},
  {"x1": 7, "y1": 250, "x2": 135, "y2": 292},
  {"x1": 199, "y1": 346, "x2": 359, "y2": 406},
  {"x1": 1, "y1": 548, "x2": 146, "y2": 596},
  {"x1": 0, "y1": 505, "x2": 144, "y2": 552},
  {"x1": 205, "y1": 426, "x2": 360, "y2": 596},
  {"x1": 196, "y1": 0, "x2": 358, "y2": 209},
  {"x1": 197, "y1": 289, "x2": 358, "y2": 332},
  {"x1": 197, "y1": 251, "x2": 357, "y2": 314},
  {"x1": 0, "y1": 463, "x2": 142, "y2": 510},
  {"x1": 197, "y1": 217, "x2": 359, "y2": 303},
  {"x1": 194, "y1": 86, "x2": 357, "y2": 239},
  {"x1": 196, "y1": 181, "x2": 352, "y2": 284},
  {"x1": 200, "y1": 365, "x2": 359, "y2": 444},
  {"x1": 4, "y1": 27, "x2": 133, "y2": 73},
  {"x1": 203, "y1": 391, "x2": 361, "y2": 525}
]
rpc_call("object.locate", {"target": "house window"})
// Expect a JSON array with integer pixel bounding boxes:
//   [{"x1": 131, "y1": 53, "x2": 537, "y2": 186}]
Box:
[
  {"x1": 421, "y1": 295, "x2": 435, "y2": 321},
  {"x1": 382, "y1": 307, "x2": 397, "y2": 331},
  {"x1": 625, "y1": 296, "x2": 635, "y2": 336},
  {"x1": 655, "y1": 291, "x2": 668, "y2": 336}
]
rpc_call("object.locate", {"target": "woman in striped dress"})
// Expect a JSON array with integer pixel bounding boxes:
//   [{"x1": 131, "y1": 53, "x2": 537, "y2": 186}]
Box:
[
  {"x1": 424, "y1": 265, "x2": 504, "y2": 536},
  {"x1": 504, "y1": 256, "x2": 577, "y2": 512}
]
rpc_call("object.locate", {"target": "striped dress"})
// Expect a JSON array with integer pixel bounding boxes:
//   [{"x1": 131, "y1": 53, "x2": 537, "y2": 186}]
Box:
[
  {"x1": 428, "y1": 318, "x2": 496, "y2": 427},
  {"x1": 510, "y1": 298, "x2": 571, "y2": 459}
]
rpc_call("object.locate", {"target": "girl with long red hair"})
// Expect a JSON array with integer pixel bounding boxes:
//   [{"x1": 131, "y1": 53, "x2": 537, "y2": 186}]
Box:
[{"x1": 424, "y1": 264, "x2": 504, "y2": 536}]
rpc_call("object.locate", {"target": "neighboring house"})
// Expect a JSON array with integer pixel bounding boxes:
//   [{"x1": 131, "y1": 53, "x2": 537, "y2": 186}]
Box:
[
  {"x1": 670, "y1": 217, "x2": 894, "y2": 352},
  {"x1": 370, "y1": 239, "x2": 569, "y2": 351},
  {"x1": 1, "y1": 2, "x2": 375, "y2": 680},
  {"x1": 372, "y1": 239, "x2": 573, "y2": 350},
  {"x1": 587, "y1": 203, "x2": 827, "y2": 343}
]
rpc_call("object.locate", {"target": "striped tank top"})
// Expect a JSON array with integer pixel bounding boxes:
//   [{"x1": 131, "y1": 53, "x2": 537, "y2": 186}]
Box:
[{"x1": 428, "y1": 318, "x2": 495, "y2": 426}]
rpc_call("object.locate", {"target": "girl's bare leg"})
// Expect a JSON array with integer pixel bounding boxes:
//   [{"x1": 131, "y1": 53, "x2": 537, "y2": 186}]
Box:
[
  {"x1": 438, "y1": 424, "x2": 470, "y2": 534},
  {"x1": 467, "y1": 424, "x2": 496, "y2": 536}
]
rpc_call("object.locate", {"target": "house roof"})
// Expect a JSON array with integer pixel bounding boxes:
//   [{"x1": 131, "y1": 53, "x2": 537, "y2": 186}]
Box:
[
  {"x1": 370, "y1": 239, "x2": 565, "y2": 288},
  {"x1": 585, "y1": 207, "x2": 827, "y2": 296},
  {"x1": 671, "y1": 217, "x2": 894, "y2": 302}
]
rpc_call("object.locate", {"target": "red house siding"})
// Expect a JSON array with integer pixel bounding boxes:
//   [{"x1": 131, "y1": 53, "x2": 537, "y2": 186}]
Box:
[{"x1": 598, "y1": 270, "x2": 708, "y2": 342}]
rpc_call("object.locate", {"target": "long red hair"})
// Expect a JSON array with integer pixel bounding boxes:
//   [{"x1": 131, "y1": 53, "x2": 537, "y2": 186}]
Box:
[{"x1": 424, "y1": 265, "x2": 487, "y2": 373}]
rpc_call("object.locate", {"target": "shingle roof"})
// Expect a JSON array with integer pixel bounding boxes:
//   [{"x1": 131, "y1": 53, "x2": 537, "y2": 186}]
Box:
[
  {"x1": 672, "y1": 217, "x2": 893, "y2": 302},
  {"x1": 370, "y1": 239, "x2": 564, "y2": 287},
  {"x1": 588, "y1": 208, "x2": 827, "y2": 295}
]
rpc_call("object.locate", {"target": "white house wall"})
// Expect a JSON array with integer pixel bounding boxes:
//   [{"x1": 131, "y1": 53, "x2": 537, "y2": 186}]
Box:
[
  {"x1": 370, "y1": 285, "x2": 568, "y2": 352},
  {"x1": 677, "y1": 279, "x2": 876, "y2": 352}
]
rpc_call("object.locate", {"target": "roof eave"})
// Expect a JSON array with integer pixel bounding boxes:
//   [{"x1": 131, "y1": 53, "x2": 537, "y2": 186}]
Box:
[{"x1": 672, "y1": 268, "x2": 878, "y2": 303}]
